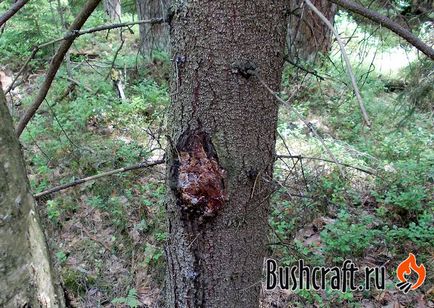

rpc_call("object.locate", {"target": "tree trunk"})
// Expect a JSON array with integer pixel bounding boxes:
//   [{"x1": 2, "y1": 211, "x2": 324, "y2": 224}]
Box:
[
  {"x1": 288, "y1": 0, "x2": 337, "y2": 62},
  {"x1": 103, "y1": 0, "x2": 121, "y2": 21},
  {"x1": 136, "y1": 0, "x2": 169, "y2": 55},
  {"x1": 164, "y1": 1, "x2": 289, "y2": 307},
  {"x1": 0, "y1": 89, "x2": 65, "y2": 307}
]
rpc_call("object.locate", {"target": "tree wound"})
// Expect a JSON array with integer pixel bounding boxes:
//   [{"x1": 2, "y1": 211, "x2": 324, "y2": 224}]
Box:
[{"x1": 172, "y1": 131, "x2": 227, "y2": 217}]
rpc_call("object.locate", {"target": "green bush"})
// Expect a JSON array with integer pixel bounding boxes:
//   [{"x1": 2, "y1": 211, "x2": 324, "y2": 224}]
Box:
[{"x1": 321, "y1": 210, "x2": 381, "y2": 261}]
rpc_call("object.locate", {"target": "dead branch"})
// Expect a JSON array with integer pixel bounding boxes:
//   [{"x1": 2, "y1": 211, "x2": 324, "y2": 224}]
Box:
[
  {"x1": 5, "y1": 48, "x2": 38, "y2": 94},
  {"x1": 277, "y1": 154, "x2": 376, "y2": 175},
  {"x1": 8, "y1": 17, "x2": 166, "y2": 112},
  {"x1": 63, "y1": 76, "x2": 92, "y2": 92},
  {"x1": 284, "y1": 57, "x2": 325, "y2": 80},
  {"x1": 305, "y1": 0, "x2": 371, "y2": 128},
  {"x1": 0, "y1": 0, "x2": 29, "y2": 27},
  {"x1": 34, "y1": 158, "x2": 165, "y2": 199},
  {"x1": 252, "y1": 70, "x2": 346, "y2": 179},
  {"x1": 81, "y1": 225, "x2": 112, "y2": 251},
  {"x1": 15, "y1": 0, "x2": 102, "y2": 137},
  {"x1": 29, "y1": 18, "x2": 166, "y2": 50},
  {"x1": 328, "y1": 0, "x2": 434, "y2": 60},
  {"x1": 75, "y1": 18, "x2": 166, "y2": 37}
]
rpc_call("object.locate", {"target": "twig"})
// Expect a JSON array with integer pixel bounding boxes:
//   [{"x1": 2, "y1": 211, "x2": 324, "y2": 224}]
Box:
[
  {"x1": 305, "y1": 0, "x2": 371, "y2": 128},
  {"x1": 284, "y1": 57, "x2": 325, "y2": 80},
  {"x1": 11, "y1": 18, "x2": 166, "y2": 132},
  {"x1": 61, "y1": 18, "x2": 166, "y2": 41},
  {"x1": 299, "y1": 156, "x2": 309, "y2": 192},
  {"x1": 15, "y1": 0, "x2": 102, "y2": 137},
  {"x1": 5, "y1": 48, "x2": 38, "y2": 94},
  {"x1": 252, "y1": 71, "x2": 346, "y2": 178},
  {"x1": 29, "y1": 18, "x2": 166, "y2": 53},
  {"x1": 63, "y1": 76, "x2": 92, "y2": 92},
  {"x1": 81, "y1": 225, "x2": 111, "y2": 252},
  {"x1": 104, "y1": 26, "x2": 126, "y2": 102},
  {"x1": 277, "y1": 154, "x2": 375, "y2": 175},
  {"x1": 328, "y1": 0, "x2": 434, "y2": 60},
  {"x1": 277, "y1": 131, "x2": 296, "y2": 167},
  {"x1": 262, "y1": 174, "x2": 311, "y2": 199},
  {"x1": 34, "y1": 158, "x2": 165, "y2": 199},
  {"x1": 8, "y1": 17, "x2": 166, "y2": 106},
  {"x1": 105, "y1": 35, "x2": 125, "y2": 81},
  {"x1": 0, "y1": 0, "x2": 29, "y2": 27}
]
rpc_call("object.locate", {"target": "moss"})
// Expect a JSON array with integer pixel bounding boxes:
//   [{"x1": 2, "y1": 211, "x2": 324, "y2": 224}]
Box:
[{"x1": 62, "y1": 268, "x2": 95, "y2": 295}]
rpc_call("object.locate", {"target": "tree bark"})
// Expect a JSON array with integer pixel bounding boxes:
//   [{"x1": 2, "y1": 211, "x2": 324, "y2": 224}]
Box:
[
  {"x1": 136, "y1": 0, "x2": 169, "y2": 55},
  {"x1": 164, "y1": 1, "x2": 289, "y2": 307},
  {"x1": 0, "y1": 89, "x2": 65, "y2": 307},
  {"x1": 288, "y1": 0, "x2": 337, "y2": 62},
  {"x1": 103, "y1": 0, "x2": 121, "y2": 21}
]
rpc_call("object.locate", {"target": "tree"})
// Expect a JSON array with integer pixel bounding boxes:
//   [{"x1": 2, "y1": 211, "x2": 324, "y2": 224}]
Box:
[
  {"x1": 164, "y1": 1, "x2": 289, "y2": 307},
  {"x1": 0, "y1": 88, "x2": 65, "y2": 307},
  {"x1": 136, "y1": 0, "x2": 169, "y2": 55},
  {"x1": 287, "y1": 0, "x2": 337, "y2": 62},
  {"x1": 103, "y1": 0, "x2": 121, "y2": 21}
]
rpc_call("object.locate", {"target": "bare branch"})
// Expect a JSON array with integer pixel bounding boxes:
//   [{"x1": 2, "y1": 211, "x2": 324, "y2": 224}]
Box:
[
  {"x1": 75, "y1": 18, "x2": 166, "y2": 37},
  {"x1": 328, "y1": 0, "x2": 434, "y2": 60},
  {"x1": 305, "y1": 0, "x2": 372, "y2": 128},
  {"x1": 284, "y1": 57, "x2": 325, "y2": 80},
  {"x1": 63, "y1": 76, "x2": 92, "y2": 92},
  {"x1": 0, "y1": 0, "x2": 29, "y2": 27},
  {"x1": 252, "y1": 70, "x2": 347, "y2": 179},
  {"x1": 277, "y1": 154, "x2": 376, "y2": 175},
  {"x1": 15, "y1": 0, "x2": 102, "y2": 137},
  {"x1": 7, "y1": 17, "x2": 166, "y2": 98},
  {"x1": 5, "y1": 48, "x2": 38, "y2": 94},
  {"x1": 34, "y1": 158, "x2": 165, "y2": 199},
  {"x1": 34, "y1": 18, "x2": 166, "y2": 49}
]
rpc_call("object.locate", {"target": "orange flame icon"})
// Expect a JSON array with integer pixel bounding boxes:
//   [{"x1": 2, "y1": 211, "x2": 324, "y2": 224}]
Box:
[{"x1": 396, "y1": 253, "x2": 426, "y2": 293}]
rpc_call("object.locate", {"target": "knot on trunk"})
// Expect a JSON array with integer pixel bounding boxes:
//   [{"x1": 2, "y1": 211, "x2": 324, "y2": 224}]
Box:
[
  {"x1": 173, "y1": 131, "x2": 227, "y2": 217},
  {"x1": 231, "y1": 60, "x2": 258, "y2": 78}
]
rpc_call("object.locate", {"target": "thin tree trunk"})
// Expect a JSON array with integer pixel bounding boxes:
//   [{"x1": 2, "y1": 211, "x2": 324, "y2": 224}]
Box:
[
  {"x1": 164, "y1": 1, "x2": 289, "y2": 307},
  {"x1": 103, "y1": 0, "x2": 121, "y2": 21},
  {"x1": 0, "y1": 89, "x2": 65, "y2": 307},
  {"x1": 136, "y1": 0, "x2": 169, "y2": 55},
  {"x1": 288, "y1": 0, "x2": 337, "y2": 62}
]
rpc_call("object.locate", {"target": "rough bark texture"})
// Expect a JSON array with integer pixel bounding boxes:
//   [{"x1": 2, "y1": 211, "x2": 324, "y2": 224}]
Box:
[
  {"x1": 0, "y1": 89, "x2": 65, "y2": 307},
  {"x1": 103, "y1": 0, "x2": 121, "y2": 21},
  {"x1": 288, "y1": 0, "x2": 337, "y2": 62},
  {"x1": 164, "y1": 1, "x2": 289, "y2": 307},
  {"x1": 136, "y1": 0, "x2": 170, "y2": 55}
]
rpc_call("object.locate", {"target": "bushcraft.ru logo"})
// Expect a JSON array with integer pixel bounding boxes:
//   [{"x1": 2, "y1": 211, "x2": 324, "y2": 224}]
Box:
[
  {"x1": 265, "y1": 259, "x2": 385, "y2": 292},
  {"x1": 265, "y1": 253, "x2": 427, "y2": 293},
  {"x1": 396, "y1": 253, "x2": 426, "y2": 293}
]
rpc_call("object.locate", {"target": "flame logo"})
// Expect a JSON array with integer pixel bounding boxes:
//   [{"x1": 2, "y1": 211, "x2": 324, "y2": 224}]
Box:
[{"x1": 396, "y1": 253, "x2": 426, "y2": 293}]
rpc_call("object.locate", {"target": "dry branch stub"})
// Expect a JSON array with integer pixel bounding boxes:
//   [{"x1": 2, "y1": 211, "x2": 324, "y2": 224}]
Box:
[{"x1": 170, "y1": 131, "x2": 227, "y2": 219}]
